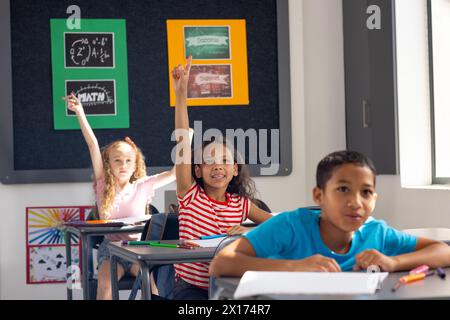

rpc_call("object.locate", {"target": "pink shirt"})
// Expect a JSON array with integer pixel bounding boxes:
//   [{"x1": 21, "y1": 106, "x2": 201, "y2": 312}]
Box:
[{"x1": 95, "y1": 175, "x2": 158, "y2": 241}]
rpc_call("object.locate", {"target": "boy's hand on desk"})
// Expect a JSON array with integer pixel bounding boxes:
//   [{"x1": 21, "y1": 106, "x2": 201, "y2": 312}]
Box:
[
  {"x1": 293, "y1": 255, "x2": 341, "y2": 272},
  {"x1": 227, "y1": 225, "x2": 250, "y2": 235},
  {"x1": 353, "y1": 249, "x2": 397, "y2": 272}
]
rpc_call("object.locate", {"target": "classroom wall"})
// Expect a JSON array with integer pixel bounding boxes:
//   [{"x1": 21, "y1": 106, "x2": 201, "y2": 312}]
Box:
[
  {"x1": 297, "y1": 0, "x2": 450, "y2": 233},
  {"x1": 2, "y1": 0, "x2": 448, "y2": 300},
  {"x1": 0, "y1": 0, "x2": 315, "y2": 300}
]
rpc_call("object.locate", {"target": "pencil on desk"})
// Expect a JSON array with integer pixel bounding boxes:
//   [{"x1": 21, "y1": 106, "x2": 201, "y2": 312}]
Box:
[
  {"x1": 391, "y1": 281, "x2": 402, "y2": 292},
  {"x1": 149, "y1": 241, "x2": 198, "y2": 249},
  {"x1": 392, "y1": 271, "x2": 435, "y2": 292},
  {"x1": 200, "y1": 234, "x2": 227, "y2": 240},
  {"x1": 177, "y1": 243, "x2": 197, "y2": 249},
  {"x1": 122, "y1": 240, "x2": 152, "y2": 246},
  {"x1": 148, "y1": 242, "x2": 178, "y2": 248}
]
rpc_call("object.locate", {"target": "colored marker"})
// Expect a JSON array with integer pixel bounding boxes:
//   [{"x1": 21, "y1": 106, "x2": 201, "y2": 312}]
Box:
[
  {"x1": 148, "y1": 242, "x2": 178, "y2": 248},
  {"x1": 122, "y1": 240, "x2": 198, "y2": 249},
  {"x1": 392, "y1": 271, "x2": 434, "y2": 292},
  {"x1": 87, "y1": 220, "x2": 113, "y2": 224},
  {"x1": 409, "y1": 265, "x2": 429, "y2": 275},
  {"x1": 122, "y1": 240, "x2": 153, "y2": 246},
  {"x1": 200, "y1": 234, "x2": 227, "y2": 240},
  {"x1": 400, "y1": 271, "x2": 435, "y2": 284},
  {"x1": 436, "y1": 267, "x2": 446, "y2": 279}
]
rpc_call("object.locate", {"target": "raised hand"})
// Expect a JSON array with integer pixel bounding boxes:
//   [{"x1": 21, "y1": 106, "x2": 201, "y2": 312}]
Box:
[
  {"x1": 62, "y1": 92, "x2": 83, "y2": 114},
  {"x1": 171, "y1": 55, "x2": 192, "y2": 97},
  {"x1": 62, "y1": 91, "x2": 103, "y2": 181},
  {"x1": 353, "y1": 249, "x2": 398, "y2": 272}
]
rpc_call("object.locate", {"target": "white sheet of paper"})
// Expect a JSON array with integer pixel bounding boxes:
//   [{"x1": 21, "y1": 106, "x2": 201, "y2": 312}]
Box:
[
  {"x1": 112, "y1": 215, "x2": 151, "y2": 225},
  {"x1": 184, "y1": 236, "x2": 227, "y2": 247},
  {"x1": 233, "y1": 271, "x2": 389, "y2": 299}
]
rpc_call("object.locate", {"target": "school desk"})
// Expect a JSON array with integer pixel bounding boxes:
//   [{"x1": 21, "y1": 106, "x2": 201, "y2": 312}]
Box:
[
  {"x1": 64, "y1": 224, "x2": 145, "y2": 300},
  {"x1": 107, "y1": 241, "x2": 216, "y2": 300},
  {"x1": 403, "y1": 228, "x2": 450, "y2": 245},
  {"x1": 211, "y1": 267, "x2": 450, "y2": 300}
]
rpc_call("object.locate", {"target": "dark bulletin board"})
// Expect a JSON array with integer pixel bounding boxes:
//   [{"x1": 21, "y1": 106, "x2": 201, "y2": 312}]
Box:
[{"x1": 0, "y1": 0, "x2": 292, "y2": 184}]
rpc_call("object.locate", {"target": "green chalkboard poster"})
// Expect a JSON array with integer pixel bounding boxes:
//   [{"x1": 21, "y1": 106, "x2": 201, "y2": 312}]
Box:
[
  {"x1": 50, "y1": 19, "x2": 129, "y2": 130},
  {"x1": 184, "y1": 26, "x2": 231, "y2": 60}
]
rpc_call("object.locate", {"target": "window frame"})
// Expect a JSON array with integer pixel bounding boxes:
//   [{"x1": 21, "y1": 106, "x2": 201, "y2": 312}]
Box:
[{"x1": 428, "y1": 0, "x2": 450, "y2": 184}]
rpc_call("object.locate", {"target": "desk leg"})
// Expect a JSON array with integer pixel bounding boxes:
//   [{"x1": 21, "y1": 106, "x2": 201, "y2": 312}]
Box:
[
  {"x1": 81, "y1": 234, "x2": 89, "y2": 300},
  {"x1": 139, "y1": 262, "x2": 152, "y2": 300},
  {"x1": 110, "y1": 255, "x2": 119, "y2": 300},
  {"x1": 65, "y1": 230, "x2": 72, "y2": 300}
]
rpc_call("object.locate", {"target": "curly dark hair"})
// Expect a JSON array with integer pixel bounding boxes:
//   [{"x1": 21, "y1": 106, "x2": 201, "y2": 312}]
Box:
[{"x1": 191, "y1": 140, "x2": 257, "y2": 200}]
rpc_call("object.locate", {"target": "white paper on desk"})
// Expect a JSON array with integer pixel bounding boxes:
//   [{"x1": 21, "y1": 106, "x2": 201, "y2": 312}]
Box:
[
  {"x1": 111, "y1": 216, "x2": 151, "y2": 225},
  {"x1": 234, "y1": 271, "x2": 389, "y2": 299},
  {"x1": 184, "y1": 236, "x2": 227, "y2": 247}
]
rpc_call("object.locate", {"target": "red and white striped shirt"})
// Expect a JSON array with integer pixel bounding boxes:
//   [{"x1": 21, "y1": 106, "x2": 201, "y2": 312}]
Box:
[{"x1": 174, "y1": 181, "x2": 250, "y2": 289}]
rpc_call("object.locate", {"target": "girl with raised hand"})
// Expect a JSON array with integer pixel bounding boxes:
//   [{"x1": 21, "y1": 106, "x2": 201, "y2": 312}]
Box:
[
  {"x1": 63, "y1": 93, "x2": 177, "y2": 299},
  {"x1": 171, "y1": 57, "x2": 272, "y2": 299}
]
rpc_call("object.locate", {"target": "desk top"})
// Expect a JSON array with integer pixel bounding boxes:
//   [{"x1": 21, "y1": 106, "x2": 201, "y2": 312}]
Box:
[
  {"x1": 214, "y1": 268, "x2": 450, "y2": 300},
  {"x1": 403, "y1": 228, "x2": 450, "y2": 244},
  {"x1": 107, "y1": 240, "x2": 216, "y2": 265},
  {"x1": 64, "y1": 224, "x2": 145, "y2": 236}
]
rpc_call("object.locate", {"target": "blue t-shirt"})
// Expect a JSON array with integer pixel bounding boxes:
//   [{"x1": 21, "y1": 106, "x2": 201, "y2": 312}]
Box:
[{"x1": 244, "y1": 208, "x2": 417, "y2": 271}]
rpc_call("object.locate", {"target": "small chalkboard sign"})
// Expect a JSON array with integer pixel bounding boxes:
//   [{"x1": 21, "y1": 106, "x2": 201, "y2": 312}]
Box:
[
  {"x1": 66, "y1": 80, "x2": 116, "y2": 115},
  {"x1": 64, "y1": 32, "x2": 114, "y2": 68}
]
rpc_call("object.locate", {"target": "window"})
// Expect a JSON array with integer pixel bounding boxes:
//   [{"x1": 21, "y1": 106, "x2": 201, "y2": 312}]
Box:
[{"x1": 429, "y1": 0, "x2": 450, "y2": 182}]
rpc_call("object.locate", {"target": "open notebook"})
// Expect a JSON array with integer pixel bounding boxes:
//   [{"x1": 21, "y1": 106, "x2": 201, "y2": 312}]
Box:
[
  {"x1": 184, "y1": 236, "x2": 227, "y2": 248},
  {"x1": 233, "y1": 271, "x2": 389, "y2": 299}
]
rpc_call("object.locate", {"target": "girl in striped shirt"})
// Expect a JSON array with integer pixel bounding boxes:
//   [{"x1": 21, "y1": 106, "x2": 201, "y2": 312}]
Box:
[{"x1": 171, "y1": 57, "x2": 273, "y2": 299}]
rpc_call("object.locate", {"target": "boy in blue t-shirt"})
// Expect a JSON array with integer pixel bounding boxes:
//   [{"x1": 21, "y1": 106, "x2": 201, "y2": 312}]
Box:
[{"x1": 210, "y1": 151, "x2": 450, "y2": 276}]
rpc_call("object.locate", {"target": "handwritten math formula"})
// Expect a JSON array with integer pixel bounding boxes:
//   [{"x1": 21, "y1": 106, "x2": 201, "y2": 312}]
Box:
[{"x1": 65, "y1": 33, "x2": 114, "y2": 67}]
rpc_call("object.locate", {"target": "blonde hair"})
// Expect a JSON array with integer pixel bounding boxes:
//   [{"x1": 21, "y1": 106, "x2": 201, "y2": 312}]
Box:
[{"x1": 96, "y1": 137, "x2": 147, "y2": 219}]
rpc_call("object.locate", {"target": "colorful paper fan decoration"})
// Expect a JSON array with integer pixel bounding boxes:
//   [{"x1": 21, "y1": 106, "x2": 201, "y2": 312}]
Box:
[{"x1": 27, "y1": 207, "x2": 82, "y2": 245}]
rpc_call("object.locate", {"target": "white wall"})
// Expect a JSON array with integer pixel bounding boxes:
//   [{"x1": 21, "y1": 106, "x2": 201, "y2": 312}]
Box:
[
  {"x1": 254, "y1": 0, "x2": 348, "y2": 214},
  {"x1": 302, "y1": 0, "x2": 347, "y2": 196},
  {"x1": 3, "y1": 0, "x2": 448, "y2": 300},
  {"x1": 373, "y1": 176, "x2": 450, "y2": 229},
  {"x1": 0, "y1": 0, "x2": 320, "y2": 300},
  {"x1": 299, "y1": 0, "x2": 450, "y2": 233}
]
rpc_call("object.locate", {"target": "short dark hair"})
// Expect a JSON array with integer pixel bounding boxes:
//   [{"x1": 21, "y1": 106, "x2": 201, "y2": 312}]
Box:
[{"x1": 316, "y1": 150, "x2": 376, "y2": 189}]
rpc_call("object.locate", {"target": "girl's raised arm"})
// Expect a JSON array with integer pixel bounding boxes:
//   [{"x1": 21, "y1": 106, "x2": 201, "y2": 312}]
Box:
[
  {"x1": 172, "y1": 57, "x2": 195, "y2": 197},
  {"x1": 62, "y1": 93, "x2": 104, "y2": 181}
]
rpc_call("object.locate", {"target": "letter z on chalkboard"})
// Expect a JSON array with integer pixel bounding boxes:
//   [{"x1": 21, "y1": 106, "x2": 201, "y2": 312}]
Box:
[{"x1": 64, "y1": 33, "x2": 114, "y2": 68}]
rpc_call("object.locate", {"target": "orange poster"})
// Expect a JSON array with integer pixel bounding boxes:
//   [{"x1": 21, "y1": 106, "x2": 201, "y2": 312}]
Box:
[{"x1": 167, "y1": 19, "x2": 249, "y2": 106}]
